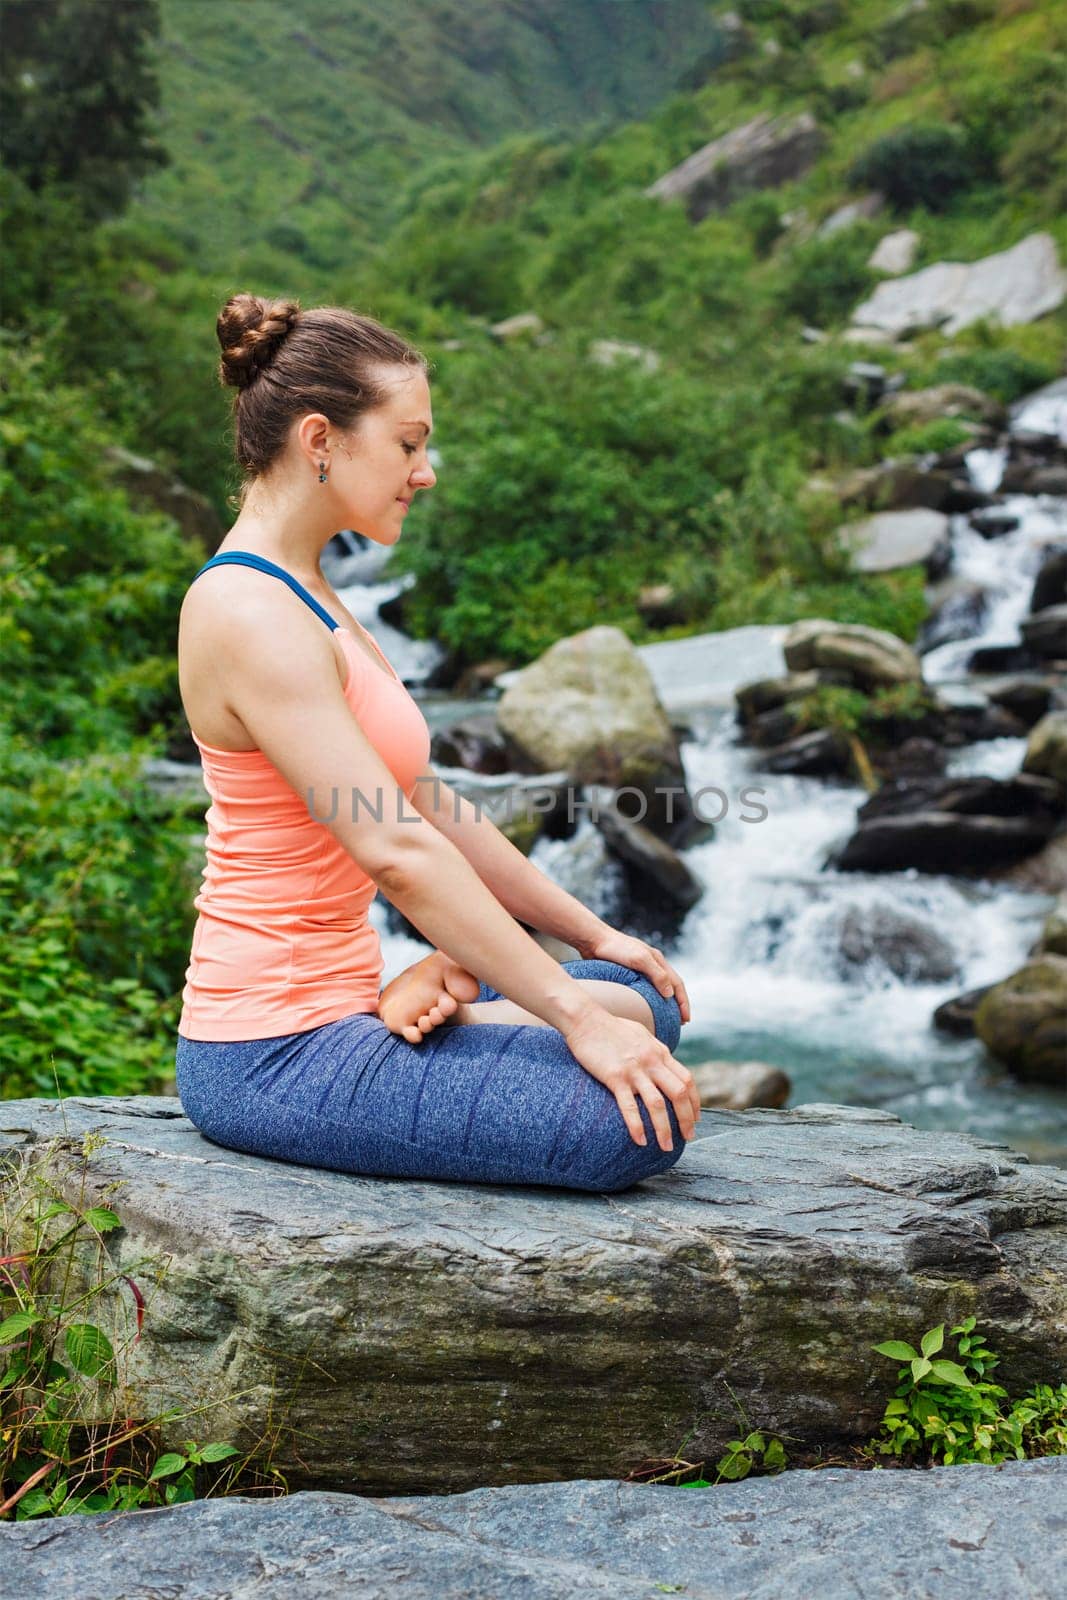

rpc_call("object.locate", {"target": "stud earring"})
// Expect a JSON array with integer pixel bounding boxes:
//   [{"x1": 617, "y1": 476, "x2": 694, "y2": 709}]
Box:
[{"x1": 318, "y1": 461, "x2": 327, "y2": 484}]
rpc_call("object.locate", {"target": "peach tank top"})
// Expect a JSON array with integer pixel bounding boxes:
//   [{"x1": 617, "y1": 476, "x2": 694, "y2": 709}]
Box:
[{"x1": 178, "y1": 551, "x2": 431, "y2": 1041}]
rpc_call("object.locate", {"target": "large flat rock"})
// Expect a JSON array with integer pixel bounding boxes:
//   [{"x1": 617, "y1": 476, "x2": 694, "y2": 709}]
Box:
[
  {"x1": 2, "y1": 1097, "x2": 1065, "y2": 1496},
  {"x1": 2, "y1": 1461, "x2": 1064, "y2": 1599}
]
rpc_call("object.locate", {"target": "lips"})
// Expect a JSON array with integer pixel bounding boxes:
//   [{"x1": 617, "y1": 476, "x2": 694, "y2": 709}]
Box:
[{"x1": 396, "y1": 497, "x2": 411, "y2": 508}]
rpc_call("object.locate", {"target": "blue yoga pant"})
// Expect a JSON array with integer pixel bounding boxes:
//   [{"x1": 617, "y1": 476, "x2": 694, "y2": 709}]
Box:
[{"x1": 174, "y1": 959, "x2": 686, "y2": 1193}]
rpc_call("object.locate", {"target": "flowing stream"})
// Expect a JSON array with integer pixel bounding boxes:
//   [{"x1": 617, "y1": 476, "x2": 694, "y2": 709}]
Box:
[{"x1": 348, "y1": 384, "x2": 1067, "y2": 1166}]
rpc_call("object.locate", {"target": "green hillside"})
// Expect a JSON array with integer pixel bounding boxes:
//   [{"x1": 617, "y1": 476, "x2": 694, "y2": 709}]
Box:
[{"x1": 141, "y1": 0, "x2": 723, "y2": 273}]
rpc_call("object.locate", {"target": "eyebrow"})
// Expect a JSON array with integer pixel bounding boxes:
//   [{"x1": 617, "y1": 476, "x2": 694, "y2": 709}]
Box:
[{"x1": 401, "y1": 420, "x2": 433, "y2": 437}]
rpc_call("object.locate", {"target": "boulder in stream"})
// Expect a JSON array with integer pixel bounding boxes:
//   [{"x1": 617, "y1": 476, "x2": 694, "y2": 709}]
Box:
[
  {"x1": 1030, "y1": 547, "x2": 1067, "y2": 613},
  {"x1": 932, "y1": 983, "x2": 996, "y2": 1037},
  {"x1": 1022, "y1": 710, "x2": 1067, "y2": 787},
  {"x1": 833, "y1": 459, "x2": 952, "y2": 514},
  {"x1": 1020, "y1": 605, "x2": 1067, "y2": 662},
  {"x1": 689, "y1": 1059, "x2": 791, "y2": 1110},
  {"x1": 783, "y1": 618, "x2": 922, "y2": 689},
  {"x1": 1034, "y1": 894, "x2": 1067, "y2": 958},
  {"x1": 831, "y1": 902, "x2": 960, "y2": 984},
  {"x1": 838, "y1": 508, "x2": 950, "y2": 574},
  {"x1": 833, "y1": 773, "x2": 1066, "y2": 875},
  {"x1": 496, "y1": 626, "x2": 696, "y2": 843},
  {"x1": 916, "y1": 579, "x2": 988, "y2": 654},
  {"x1": 874, "y1": 383, "x2": 1006, "y2": 432},
  {"x1": 592, "y1": 797, "x2": 705, "y2": 916},
  {"x1": 973, "y1": 955, "x2": 1067, "y2": 1087},
  {"x1": 2, "y1": 1097, "x2": 1065, "y2": 1495}
]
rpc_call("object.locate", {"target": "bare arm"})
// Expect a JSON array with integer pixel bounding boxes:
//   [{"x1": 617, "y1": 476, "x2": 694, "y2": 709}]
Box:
[{"x1": 217, "y1": 604, "x2": 600, "y2": 1035}]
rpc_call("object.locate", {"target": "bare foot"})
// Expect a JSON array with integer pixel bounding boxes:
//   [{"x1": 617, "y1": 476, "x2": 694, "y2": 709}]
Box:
[{"x1": 377, "y1": 950, "x2": 482, "y2": 1044}]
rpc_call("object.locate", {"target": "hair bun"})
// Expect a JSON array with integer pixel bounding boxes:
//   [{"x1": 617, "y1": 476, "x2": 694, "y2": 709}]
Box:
[{"x1": 216, "y1": 292, "x2": 301, "y2": 390}]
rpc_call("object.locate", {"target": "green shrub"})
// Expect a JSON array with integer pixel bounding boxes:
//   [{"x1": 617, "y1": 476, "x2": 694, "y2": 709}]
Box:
[
  {"x1": 0, "y1": 731, "x2": 195, "y2": 1099},
  {"x1": 882, "y1": 417, "x2": 977, "y2": 456},
  {"x1": 929, "y1": 347, "x2": 1058, "y2": 406},
  {"x1": 867, "y1": 1316, "x2": 1067, "y2": 1467},
  {"x1": 848, "y1": 123, "x2": 991, "y2": 213},
  {"x1": 776, "y1": 229, "x2": 878, "y2": 326}
]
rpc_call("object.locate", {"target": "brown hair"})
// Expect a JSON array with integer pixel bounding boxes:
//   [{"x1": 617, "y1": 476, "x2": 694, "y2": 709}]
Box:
[{"x1": 216, "y1": 292, "x2": 429, "y2": 499}]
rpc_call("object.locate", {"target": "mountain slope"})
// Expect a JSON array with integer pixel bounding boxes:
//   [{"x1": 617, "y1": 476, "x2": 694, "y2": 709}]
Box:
[{"x1": 140, "y1": 0, "x2": 723, "y2": 273}]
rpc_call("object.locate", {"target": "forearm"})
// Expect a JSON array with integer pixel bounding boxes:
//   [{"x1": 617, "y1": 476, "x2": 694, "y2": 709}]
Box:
[
  {"x1": 413, "y1": 778, "x2": 604, "y2": 953},
  {"x1": 377, "y1": 830, "x2": 601, "y2": 1034}
]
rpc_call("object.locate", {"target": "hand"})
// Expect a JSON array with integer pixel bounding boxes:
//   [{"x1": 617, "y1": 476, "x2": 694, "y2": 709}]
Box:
[
  {"x1": 563, "y1": 1005, "x2": 700, "y2": 1151},
  {"x1": 573, "y1": 925, "x2": 691, "y2": 1026}
]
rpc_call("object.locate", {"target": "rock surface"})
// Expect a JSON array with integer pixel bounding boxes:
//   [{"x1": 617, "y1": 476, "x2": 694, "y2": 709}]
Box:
[
  {"x1": 834, "y1": 773, "x2": 1065, "y2": 875},
  {"x1": 868, "y1": 227, "x2": 919, "y2": 275},
  {"x1": 850, "y1": 232, "x2": 1067, "y2": 337},
  {"x1": 689, "y1": 1059, "x2": 791, "y2": 1110},
  {"x1": 973, "y1": 955, "x2": 1067, "y2": 1087},
  {"x1": 645, "y1": 110, "x2": 825, "y2": 221},
  {"x1": 876, "y1": 384, "x2": 1006, "y2": 431},
  {"x1": 3, "y1": 1461, "x2": 1066, "y2": 1599},
  {"x1": 1023, "y1": 710, "x2": 1067, "y2": 786},
  {"x1": 783, "y1": 618, "x2": 922, "y2": 688},
  {"x1": 838, "y1": 507, "x2": 950, "y2": 574},
  {"x1": 496, "y1": 625, "x2": 693, "y2": 840},
  {"x1": 2, "y1": 1098, "x2": 1065, "y2": 1497}
]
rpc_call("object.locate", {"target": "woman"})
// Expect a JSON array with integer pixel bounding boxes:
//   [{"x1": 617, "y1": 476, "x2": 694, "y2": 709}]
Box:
[{"x1": 174, "y1": 292, "x2": 700, "y2": 1193}]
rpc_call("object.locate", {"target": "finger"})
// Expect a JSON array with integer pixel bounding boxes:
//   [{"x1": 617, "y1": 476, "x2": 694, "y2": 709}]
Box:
[
  {"x1": 663, "y1": 961, "x2": 691, "y2": 1024},
  {"x1": 633, "y1": 1076, "x2": 674, "y2": 1153},
  {"x1": 645, "y1": 948, "x2": 675, "y2": 1001},
  {"x1": 646, "y1": 1060, "x2": 697, "y2": 1141},
  {"x1": 612, "y1": 1083, "x2": 647, "y2": 1147}
]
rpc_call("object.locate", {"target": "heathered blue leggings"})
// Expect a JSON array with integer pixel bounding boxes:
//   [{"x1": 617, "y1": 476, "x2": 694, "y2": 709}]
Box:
[{"x1": 174, "y1": 959, "x2": 686, "y2": 1193}]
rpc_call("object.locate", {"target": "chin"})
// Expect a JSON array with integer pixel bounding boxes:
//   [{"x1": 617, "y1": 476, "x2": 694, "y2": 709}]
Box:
[{"x1": 351, "y1": 521, "x2": 400, "y2": 546}]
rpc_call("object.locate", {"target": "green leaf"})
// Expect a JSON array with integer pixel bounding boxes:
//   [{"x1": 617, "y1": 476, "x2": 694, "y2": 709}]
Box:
[
  {"x1": 884, "y1": 1399, "x2": 908, "y2": 1415},
  {"x1": 64, "y1": 1322, "x2": 115, "y2": 1378},
  {"x1": 198, "y1": 1442, "x2": 240, "y2": 1463},
  {"x1": 873, "y1": 1341, "x2": 917, "y2": 1361},
  {"x1": 0, "y1": 1310, "x2": 41, "y2": 1343},
  {"x1": 929, "y1": 1360, "x2": 973, "y2": 1388},
  {"x1": 16, "y1": 1488, "x2": 53, "y2": 1519},
  {"x1": 920, "y1": 1325, "x2": 944, "y2": 1358},
  {"x1": 764, "y1": 1438, "x2": 787, "y2": 1471},
  {"x1": 148, "y1": 1452, "x2": 188, "y2": 1481},
  {"x1": 911, "y1": 1357, "x2": 932, "y2": 1382},
  {"x1": 83, "y1": 1206, "x2": 122, "y2": 1232}
]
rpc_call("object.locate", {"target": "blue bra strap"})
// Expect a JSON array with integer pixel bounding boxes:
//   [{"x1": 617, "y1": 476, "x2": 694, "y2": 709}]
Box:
[{"x1": 191, "y1": 551, "x2": 339, "y2": 633}]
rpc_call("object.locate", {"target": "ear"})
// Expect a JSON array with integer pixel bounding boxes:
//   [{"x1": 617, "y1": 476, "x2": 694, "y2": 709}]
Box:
[{"x1": 296, "y1": 412, "x2": 331, "y2": 461}]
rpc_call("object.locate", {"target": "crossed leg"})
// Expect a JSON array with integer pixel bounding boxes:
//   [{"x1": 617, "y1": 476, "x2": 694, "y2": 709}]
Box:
[{"x1": 378, "y1": 949, "x2": 657, "y2": 1045}]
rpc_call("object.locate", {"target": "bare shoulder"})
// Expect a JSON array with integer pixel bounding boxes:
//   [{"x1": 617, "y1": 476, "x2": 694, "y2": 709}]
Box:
[{"x1": 178, "y1": 563, "x2": 346, "y2": 748}]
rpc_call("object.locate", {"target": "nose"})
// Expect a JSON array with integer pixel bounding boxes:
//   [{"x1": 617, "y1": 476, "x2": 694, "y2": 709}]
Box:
[{"x1": 412, "y1": 459, "x2": 436, "y2": 489}]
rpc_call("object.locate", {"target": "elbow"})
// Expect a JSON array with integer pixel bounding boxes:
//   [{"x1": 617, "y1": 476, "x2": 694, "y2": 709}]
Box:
[{"x1": 368, "y1": 834, "x2": 436, "y2": 900}]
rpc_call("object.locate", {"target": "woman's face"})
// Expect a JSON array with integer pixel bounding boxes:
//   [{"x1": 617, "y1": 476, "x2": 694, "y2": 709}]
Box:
[{"x1": 332, "y1": 368, "x2": 437, "y2": 544}]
